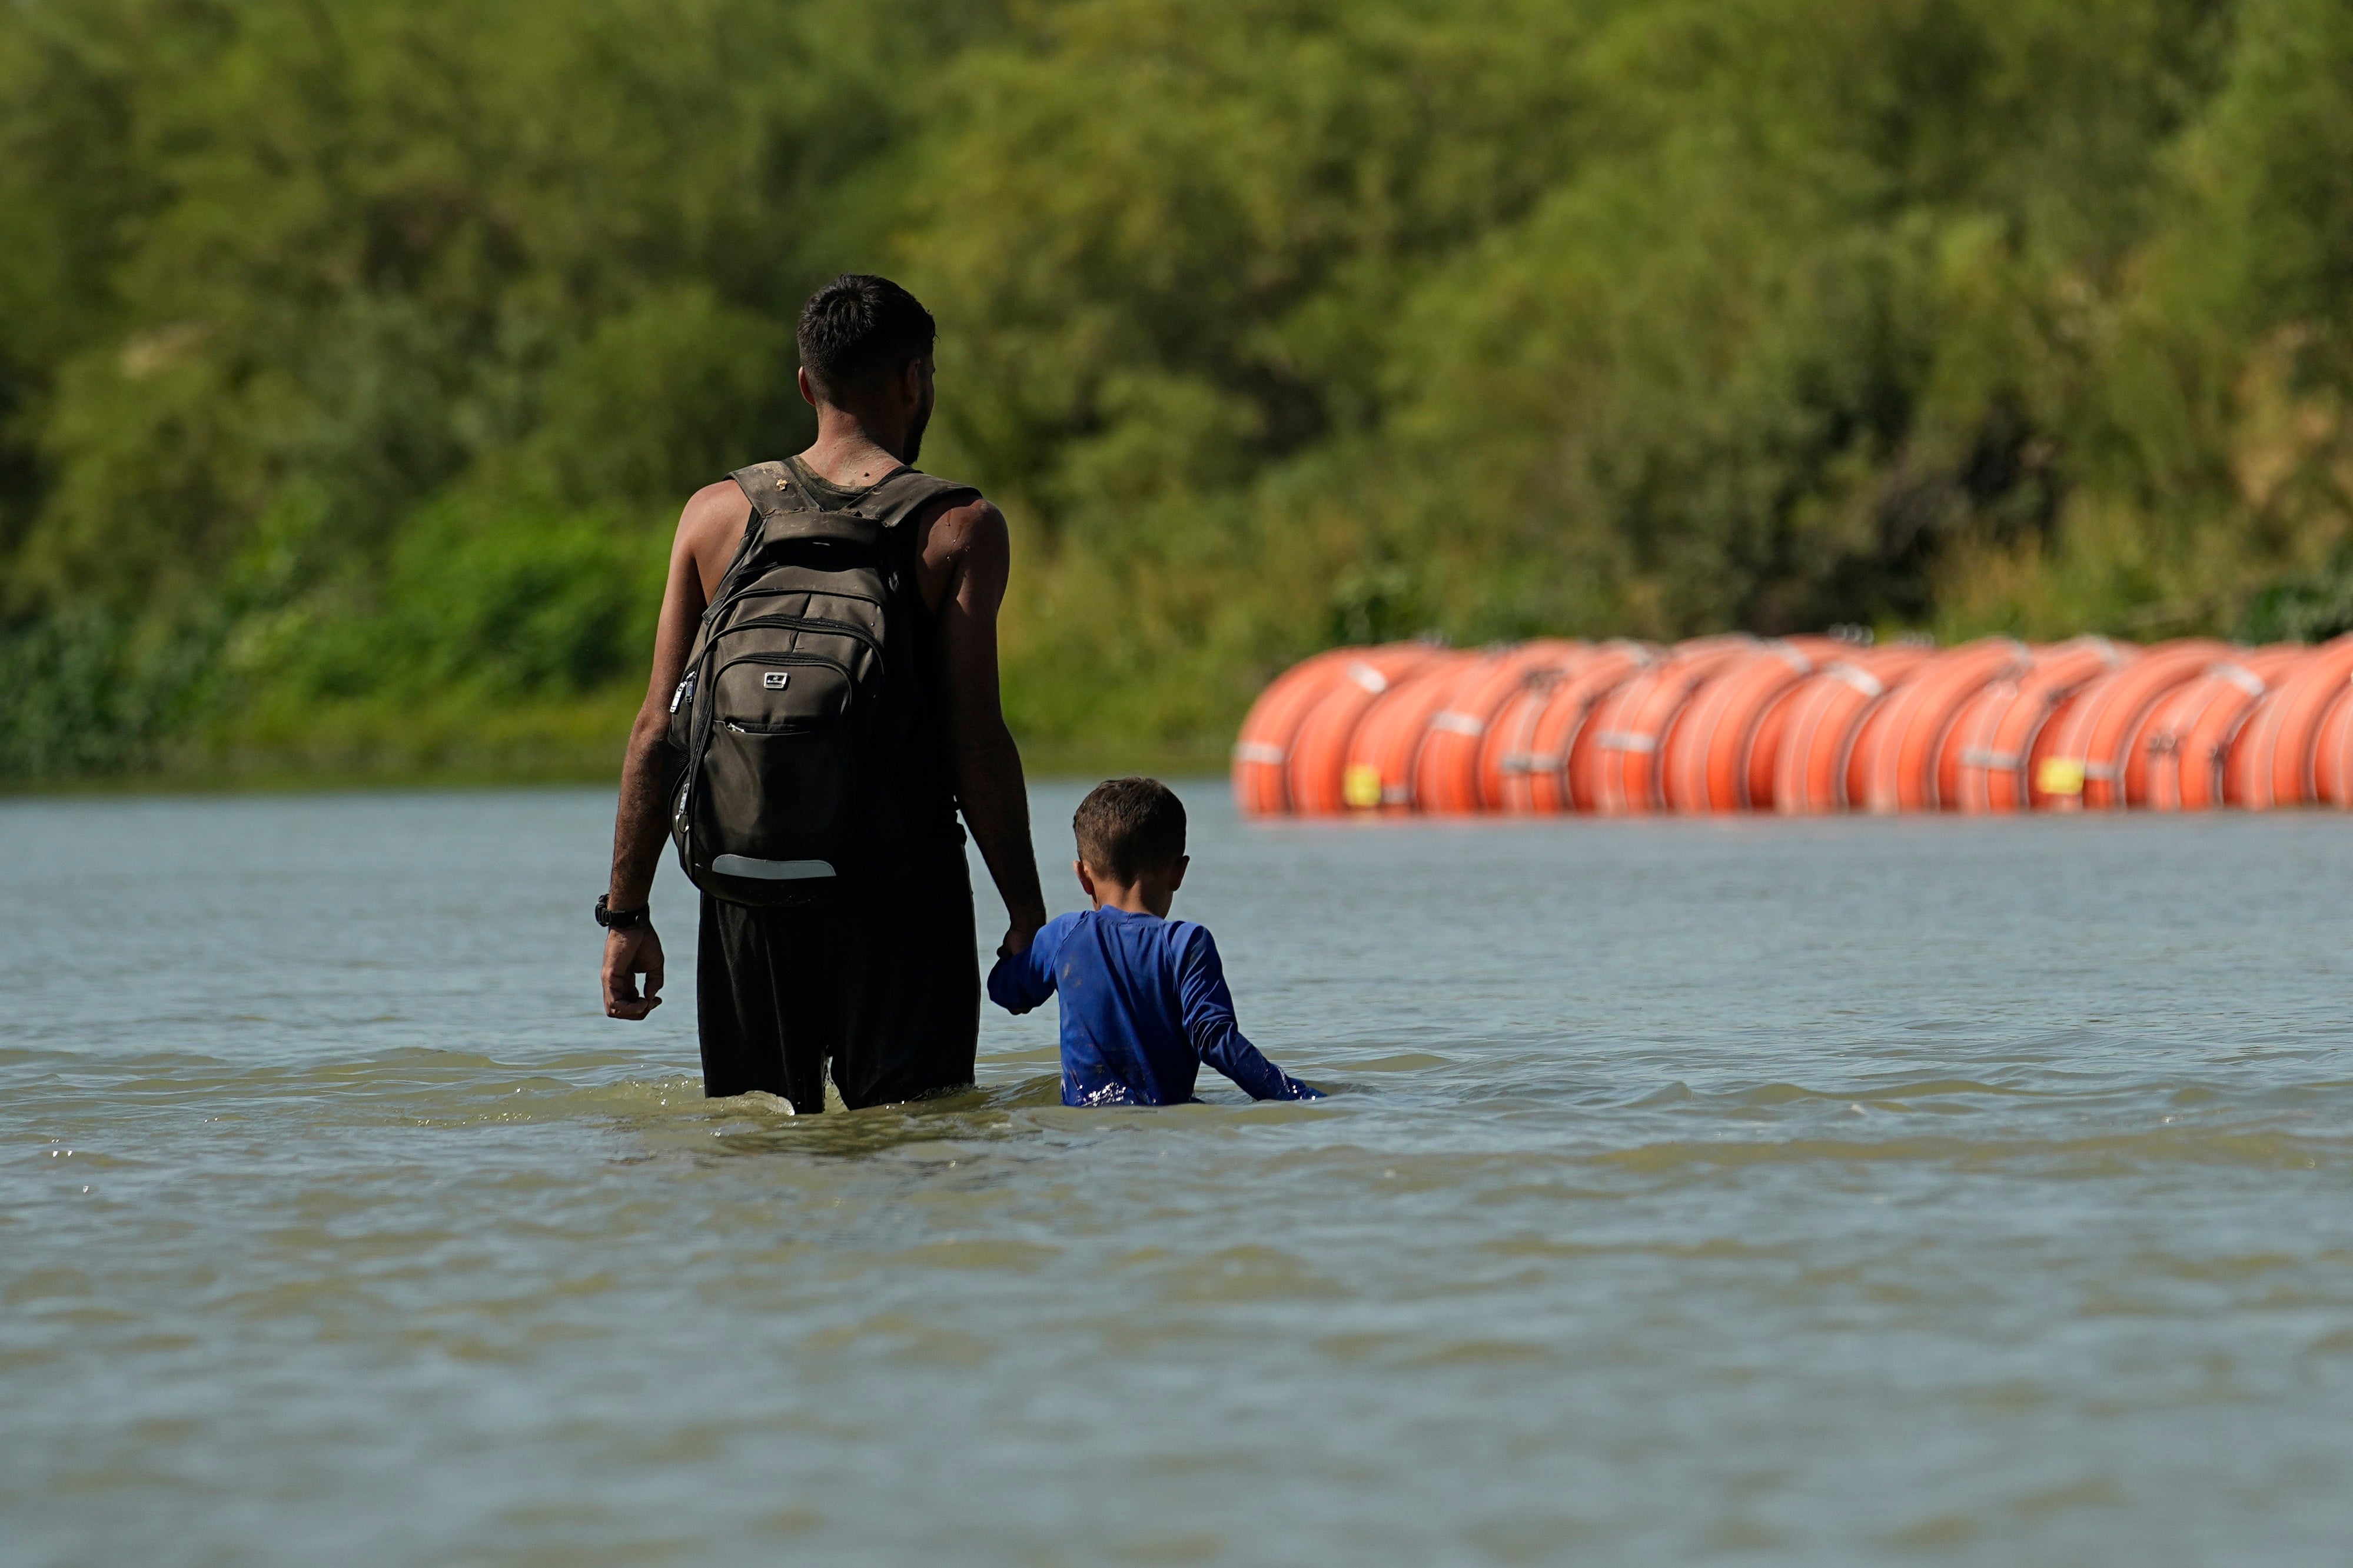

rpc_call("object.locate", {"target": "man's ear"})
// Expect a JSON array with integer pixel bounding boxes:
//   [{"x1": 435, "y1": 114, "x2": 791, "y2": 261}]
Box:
[{"x1": 796, "y1": 366, "x2": 819, "y2": 409}]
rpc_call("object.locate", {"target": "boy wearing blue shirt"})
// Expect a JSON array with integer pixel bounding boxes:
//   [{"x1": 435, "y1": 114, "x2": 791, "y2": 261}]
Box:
[{"x1": 988, "y1": 778, "x2": 1324, "y2": 1107}]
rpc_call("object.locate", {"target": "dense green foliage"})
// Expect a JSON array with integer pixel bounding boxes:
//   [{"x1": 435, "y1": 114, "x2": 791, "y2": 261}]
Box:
[{"x1": 4, "y1": 0, "x2": 2351, "y2": 778}]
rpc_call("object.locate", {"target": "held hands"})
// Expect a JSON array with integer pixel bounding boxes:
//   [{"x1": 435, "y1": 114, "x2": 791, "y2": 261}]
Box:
[
  {"x1": 603, "y1": 926, "x2": 666, "y2": 1019},
  {"x1": 992, "y1": 913, "x2": 1046, "y2": 1014},
  {"x1": 998, "y1": 908, "x2": 1045, "y2": 960}
]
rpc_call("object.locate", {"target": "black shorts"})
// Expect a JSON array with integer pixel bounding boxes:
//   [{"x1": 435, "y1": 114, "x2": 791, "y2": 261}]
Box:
[{"x1": 694, "y1": 852, "x2": 979, "y2": 1111}]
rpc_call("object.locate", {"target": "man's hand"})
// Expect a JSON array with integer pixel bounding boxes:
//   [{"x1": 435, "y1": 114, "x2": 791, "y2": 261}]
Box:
[
  {"x1": 990, "y1": 914, "x2": 1048, "y2": 1014},
  {"x1": 998, "y1": 917, "x2": 1043, "y2": 960},
  {"x1": 603, "y1": 926, "x2": 666, "y2": 1019}
]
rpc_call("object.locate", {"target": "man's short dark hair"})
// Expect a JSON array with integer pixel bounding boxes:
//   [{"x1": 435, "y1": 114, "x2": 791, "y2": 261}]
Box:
[
  {"x1": 796, "y1": 274, "x2": 936, "y2": 400},
  {"x1": 1073, "y1": 777, "x2": 1187, "y2": 882}
]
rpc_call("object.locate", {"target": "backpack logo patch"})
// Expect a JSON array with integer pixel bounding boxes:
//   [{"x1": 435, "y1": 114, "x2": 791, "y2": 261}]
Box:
[{"x1": 762, "y1": 671, "x2": 790, "y2": 690}]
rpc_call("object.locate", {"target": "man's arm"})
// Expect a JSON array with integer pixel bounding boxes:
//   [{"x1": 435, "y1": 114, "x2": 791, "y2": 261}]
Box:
[
  {"x1": 927, "y1": 497, "x2": 1049, "y2": 954},
  {"x1": 601, "y1": 481, "x2": 745, "y2": 1019}
]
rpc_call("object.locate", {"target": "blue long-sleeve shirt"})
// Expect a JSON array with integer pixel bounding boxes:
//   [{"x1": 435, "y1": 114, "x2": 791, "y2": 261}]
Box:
[{"x1": 987, "y1": 906, "x2": 1322, "y2": 1107}]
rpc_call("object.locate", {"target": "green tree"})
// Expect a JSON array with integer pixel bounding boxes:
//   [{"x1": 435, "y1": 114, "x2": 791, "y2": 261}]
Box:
[{"x1": 5, "y1": 0, "x2": 2353, "y2": 779}]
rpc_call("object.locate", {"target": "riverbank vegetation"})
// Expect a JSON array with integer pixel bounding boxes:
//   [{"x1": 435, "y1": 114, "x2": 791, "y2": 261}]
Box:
[{"x1": 4, "y1": 0, "x2": 2351, "y2": 781}]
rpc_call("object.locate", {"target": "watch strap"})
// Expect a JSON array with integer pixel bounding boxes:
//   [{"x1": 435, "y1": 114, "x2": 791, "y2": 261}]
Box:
[{"x1": 595, "y1": 894, "x2": 650, "y2": 930}]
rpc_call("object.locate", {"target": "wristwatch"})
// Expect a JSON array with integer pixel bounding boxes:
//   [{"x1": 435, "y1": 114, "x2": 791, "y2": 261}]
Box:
[{"x1": 595, "y1": 894, "x2": 650, "y2": 931}]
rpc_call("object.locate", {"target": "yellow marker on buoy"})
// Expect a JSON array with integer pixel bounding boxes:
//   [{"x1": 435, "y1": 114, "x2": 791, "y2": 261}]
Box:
[
  {"x1": 2037, "y1": 757, "x2": 2086, "y2": 796},
  {"x1": 1342, "y1": 764, "x2": 1384, "y2": 810}
]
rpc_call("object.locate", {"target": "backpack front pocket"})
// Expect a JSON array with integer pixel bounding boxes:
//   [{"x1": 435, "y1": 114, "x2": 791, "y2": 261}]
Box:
[
  {"x1": 710, "y1": 654, "x2": 852, "y2": 733},
  {"x1": 696, "y1": 654, "x2": 859, "y2": 867}
]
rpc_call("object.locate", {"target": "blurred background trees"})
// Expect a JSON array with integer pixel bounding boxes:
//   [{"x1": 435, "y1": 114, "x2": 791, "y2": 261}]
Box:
[{"x1": 2, "y1": 0, "x2": 2349, "y2": 778}]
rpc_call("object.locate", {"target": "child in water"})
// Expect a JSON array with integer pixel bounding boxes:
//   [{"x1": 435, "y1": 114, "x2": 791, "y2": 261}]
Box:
[{"x1": 988, "y1": 777, "x2": 1324, "y2": 1107}]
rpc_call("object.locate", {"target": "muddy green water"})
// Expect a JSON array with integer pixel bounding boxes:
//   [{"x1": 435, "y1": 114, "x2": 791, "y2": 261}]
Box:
[{"x1": 6, "y1": 787, "x2": 2353, "y2": 1565}]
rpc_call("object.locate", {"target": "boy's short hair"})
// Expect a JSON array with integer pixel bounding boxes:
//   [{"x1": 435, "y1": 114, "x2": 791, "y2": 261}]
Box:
[
  {"x1": 1073, "y1": 777, "x2": 1187, "y2": 882},
  {"x1": 796, "y1": 274, "x2": 936, "y2": 400}
]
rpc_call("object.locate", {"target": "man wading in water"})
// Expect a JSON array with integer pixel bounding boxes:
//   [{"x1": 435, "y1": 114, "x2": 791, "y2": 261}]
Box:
[{"x1": 597, "y1": 274, "x2": 1048, "y2": 1111}]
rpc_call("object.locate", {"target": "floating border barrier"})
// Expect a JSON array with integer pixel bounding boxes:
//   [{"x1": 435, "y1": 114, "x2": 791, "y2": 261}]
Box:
[{"x1": 1233, "y1": 634, "x2": 2353, "y2": 818}]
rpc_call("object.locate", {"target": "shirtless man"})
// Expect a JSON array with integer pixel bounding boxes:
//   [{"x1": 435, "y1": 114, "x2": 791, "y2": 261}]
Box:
[{"x1": 597, "y1": 274, "x2": 1048, "y2": 1111}]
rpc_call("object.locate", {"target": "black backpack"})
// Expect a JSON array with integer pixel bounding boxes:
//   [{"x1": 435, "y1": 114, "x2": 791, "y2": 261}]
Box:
[{"x1": 665, "y1": 459, "x2": 978, "y2": 908}]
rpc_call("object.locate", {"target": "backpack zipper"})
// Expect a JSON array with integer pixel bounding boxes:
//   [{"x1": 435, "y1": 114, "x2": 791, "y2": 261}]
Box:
[
  {"x1": 706, "y1": 582, "x2": 887, "y2": 632},
  {"x1": 718, "y1": 612, "x2": 885, "y2": 665}
]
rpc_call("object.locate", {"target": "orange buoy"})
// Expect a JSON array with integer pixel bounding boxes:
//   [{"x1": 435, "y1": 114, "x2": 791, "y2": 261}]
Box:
[
  {"x1": 1339, "y1": 650, "x2": 1484, "y2": 813},
  {"x1": 1284, "y1": 644, "x2": 1451, "y2": 816},
  {"x1": 1413, "y1": 641, "x2": 1587, "y2": 815},
  {"x1": 1577, "y1": 637, "x2": 1759, "y2": 815},
  {"x1": 1942, "y1": 679, "x2": 2015, "y2": 811},
  {"x1": 1848, "y1": 639, "x2": 2031, "y2": 813},
  {"x1": 1659, "y1": 641, "x2": 1817, "y2": 813},
  {"x1": 2033, "y1": 640, "x2": 2228, "y2": 810},
  {"x1": 1237, "y1": 630, "x2": 2353, "y2": 819},
  {"x1": 1474, "y1": 677, "x2": 1554, "y2": 814},
  {"x1": 1477, "y1": 677, "x2": 1560, "y2": 815},
  {"x1": 1770, "y1": 645, "x2": 1933, "y2": 815},
  {"x1": 2225, "y1": 634, "x2": 2353, "y2": 809},
  {"x1": 1487, "y1": 642, "x2": 1656, "y2": 814},
  {"x1": 1944, "y1": 638, "x2": 2132, "y2": 814},
  {"x1": 1232, "y1": 649, "x2": 1363, "y2": 817},
  {"x1": 1743, "y1": 638, "x2": 1875, "y2": 810},
  {"x1": 2132, "y1": 647, "x2": 2303, "y2": 810},
  {"x1": 2313, "y1": 684, "x2": 2353, "y2": 808}
]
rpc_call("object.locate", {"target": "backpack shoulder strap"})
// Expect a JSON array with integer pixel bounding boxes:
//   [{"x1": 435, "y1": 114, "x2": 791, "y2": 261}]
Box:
[
  {"x1": 729, "y1": 460, "x2": 816, "y2": 522},
  {"x1": 726, "y1": 460, "x2": 890, "y2": 551},
  {"x1": 863, "y1": 467, "x2": 983, "y2": 531},
  {"x1": 700, "y1": 464, "x2": 791, "y2": 601},
  {"x1": 733, "y1": 460, "x2": 979, "y2": 528}
]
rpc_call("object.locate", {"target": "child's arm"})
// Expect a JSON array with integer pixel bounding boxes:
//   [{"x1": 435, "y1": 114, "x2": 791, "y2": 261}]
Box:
[
  {"x1": 1175, "y1": 927, "x2": 1324, "y2": 1101},
  {"x1": 986, "y1": 913, "x2": 1069, "y2": 1015}
]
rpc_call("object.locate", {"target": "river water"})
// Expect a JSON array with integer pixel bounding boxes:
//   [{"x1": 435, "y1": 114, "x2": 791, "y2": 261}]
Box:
[{"x1": 6, "y1": 785, "x2": 2352, "y2": 1565}]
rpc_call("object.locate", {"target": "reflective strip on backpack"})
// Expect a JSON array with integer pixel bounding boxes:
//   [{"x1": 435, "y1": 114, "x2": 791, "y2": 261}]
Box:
[{"x1": 710, "y1": 855, "x2": 837, "y2": 881}]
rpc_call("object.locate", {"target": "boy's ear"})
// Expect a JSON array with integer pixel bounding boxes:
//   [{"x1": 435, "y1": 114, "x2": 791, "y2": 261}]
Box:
[
  {"x1": 1074, "y1": 858, "x2": 1096, "y2": 901},
  {"x1": 1166, "y1": 855, "x2": 1189, "y2": 891}
]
